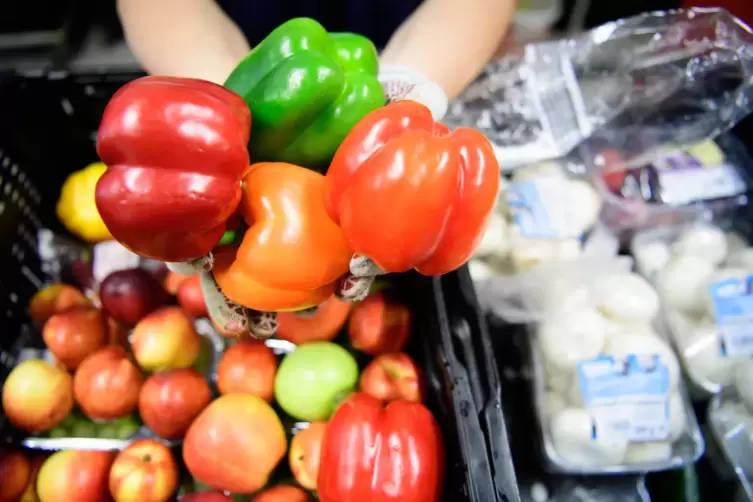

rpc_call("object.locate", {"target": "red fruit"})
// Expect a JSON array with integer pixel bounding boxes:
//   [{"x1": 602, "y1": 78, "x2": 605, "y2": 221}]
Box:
[
  {"x1": 252, "y1": 485, "x2": 310, "y2": 502},
  {"x1": 348, "y1": 293, "x2": 411, "y2": 355},
  {"x1": 182, "y1": 395, "x2": 287, "y2": 494},
  {"x1": 277, "y1": 295, "x2": 351, "y2": 344},
  {"x1": 289, "y1": 422, "x2": 327, "y2": 490},
  {"x1": 109, "y1": 439, "x2": 178, "y2": 502},
  {"x1": 74, "y1": 346, "x2": 143, "y2": 421},
  {"x1": 100, "y1": 268, "x2": 170, "y2": 325},
  {"x1": 28, "y1": 284, "x2": 91, "y2": 324},
  {"x1": 0, "y1": 450, "x2": 31, "y2": 501},
  {"x1": 131, "y1": 307, "x2": 201, "y2": 372},
  {"x1": 181, "y1": 493, "x2": 233, "y2": 502},
  {"x1": 37, "y1": 450, "x2": 115, "y2": 502},
  {"x1": 2, "y1": 360, "x2": 73, "y2": 433},
  {"x1": 177, "y1": 275, "x2": 208, "y2": 318},
  {"x1": 216, "y1": 341, "x2": 277, "y2": 402},
  {"x1": 359, "y1": 352, "x2": 422, "y2": 403},
  {"x1": 42, "y1": 307, "x2": 108, "y2": 370},
  {"x1": 138, "y1": 369, "x2": 211, "y2": 440}
]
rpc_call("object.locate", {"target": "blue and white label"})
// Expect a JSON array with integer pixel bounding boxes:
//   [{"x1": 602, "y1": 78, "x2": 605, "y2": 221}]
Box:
[
  {"x1": 506, "y1": 176, "x2": 577, "y2": 239},
  {"x1": 577, "y1": 355, "x2": 671, "y2": 442},
  {"x1": 709, "y1": 276, "x2": 753, "y2": 357}
]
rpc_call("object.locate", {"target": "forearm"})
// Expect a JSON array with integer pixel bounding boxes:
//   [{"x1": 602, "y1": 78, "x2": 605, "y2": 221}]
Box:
[
  {"x1": 117, "y1": 0, "x2": 250, "y2": 84},
  {"x1": 380, "y1": 0, "x2": 514, "y2": 100}
]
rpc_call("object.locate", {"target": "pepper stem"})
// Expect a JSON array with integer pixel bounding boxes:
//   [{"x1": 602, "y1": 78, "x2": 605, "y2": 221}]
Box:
[
  {"x1": 349, "y1": 254, "x2": 387, "y2": 277},
  {"x1": 336, "y1": 274, "x2": 375, "y2": 303}
]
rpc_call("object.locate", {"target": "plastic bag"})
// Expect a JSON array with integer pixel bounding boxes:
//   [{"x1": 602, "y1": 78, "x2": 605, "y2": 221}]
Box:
[
  {"x1": 707, "y1": 374, "x2": 753, "y2": 502},
  {"x1": 468, "y1": 159, "x2": 609, "y2": 285},
  {"x1": 583, "y1": 133, "x2": 751, "y2": 241},
  {"x1": 631, "y1": 219, "x2": 753, "y2": 397},
  {"x1": 521, "y1": 476, "x2": 649, "y2": 502},
  {"x1": 446, "y1": 8, "x2": 753, "y2": 170},
  {"x1": 480, "y1": 253, "x2": 703, "y2": 473}
]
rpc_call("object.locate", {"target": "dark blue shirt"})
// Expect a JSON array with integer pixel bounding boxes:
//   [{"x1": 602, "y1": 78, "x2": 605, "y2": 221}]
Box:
[{"x1": 217, "y1": 0, "x2": 421, "y2": 50}]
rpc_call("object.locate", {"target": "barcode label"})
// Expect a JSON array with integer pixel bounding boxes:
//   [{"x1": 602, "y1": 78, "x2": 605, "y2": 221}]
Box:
[
  {"x1": 591, "y1": 400, "x2": 669, "y2": 442},
  {"x1": 578, "y1": 355, "x2": 671, "y2": 442},
  {"x1": 710, "y1": 276, "x2": 753, "y2": 357}
]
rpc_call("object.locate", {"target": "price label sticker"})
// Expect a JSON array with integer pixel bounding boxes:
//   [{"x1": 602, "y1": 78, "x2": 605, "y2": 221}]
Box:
[
  {"x1": 658, "y1": 161, "x2": 747, "y2": 206},
  {"x1": 506, "y1": 176, "x2": 578, "y2": 239},
  {"x1": 577, "y1": 354, "x2": 670, "y2": 442},
  {"x1": 709, "y1": 276, "x2": 753, "y2": 357}
]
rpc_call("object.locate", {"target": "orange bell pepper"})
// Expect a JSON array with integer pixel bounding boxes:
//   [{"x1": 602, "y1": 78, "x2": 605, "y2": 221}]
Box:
[{"x1": 212, "y1": 163, "x2": 351, "y2": 312}]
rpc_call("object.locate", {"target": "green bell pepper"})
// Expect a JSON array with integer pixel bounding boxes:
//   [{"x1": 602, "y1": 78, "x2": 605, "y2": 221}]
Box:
[{"x1": 224, "y1": 18, "x2": 385, "y2": 171}]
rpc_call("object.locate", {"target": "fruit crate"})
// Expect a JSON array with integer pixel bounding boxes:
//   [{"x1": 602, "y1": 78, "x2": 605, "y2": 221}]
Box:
[{"x1": 0, "y1": 70, "x2": 506, "y2": 501}]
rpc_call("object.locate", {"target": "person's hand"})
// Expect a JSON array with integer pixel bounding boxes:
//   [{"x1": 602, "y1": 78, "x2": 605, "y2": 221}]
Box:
[{"x1": 378, "y1": 65, "x2": 449, "y2": 121}]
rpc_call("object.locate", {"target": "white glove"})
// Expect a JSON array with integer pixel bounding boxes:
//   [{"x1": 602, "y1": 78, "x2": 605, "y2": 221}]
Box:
[{"x1": 378, "y1": 65, "x2": 448, "y2": 121}]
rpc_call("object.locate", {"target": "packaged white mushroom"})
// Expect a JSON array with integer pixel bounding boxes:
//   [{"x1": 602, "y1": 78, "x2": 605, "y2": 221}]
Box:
[
  {"x1": 529, "y1": 260, "x2": 702, "y2": 472},
  {"x1": 469, "y1": 160, "x2": 603, "y2": 281},
  {"x1": 632, "y1": 222, "x2": 753, "y2": 395},
  {"x1": 706, "y1": 357, "x2": 753, "y2": 500}
]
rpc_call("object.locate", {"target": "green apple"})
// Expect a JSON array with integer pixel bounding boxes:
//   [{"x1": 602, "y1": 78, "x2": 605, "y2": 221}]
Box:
[{"x1": 274, "y1": 341, "x2": 358, "y2": 421}]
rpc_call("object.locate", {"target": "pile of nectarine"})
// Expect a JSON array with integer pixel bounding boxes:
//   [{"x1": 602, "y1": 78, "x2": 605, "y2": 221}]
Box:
[
  {"x1": 3, "y1": 255, "x2": 430, "y2": 501},
  {"x1": 3, "y1": 266, "x2": 212, "y2": 441}
]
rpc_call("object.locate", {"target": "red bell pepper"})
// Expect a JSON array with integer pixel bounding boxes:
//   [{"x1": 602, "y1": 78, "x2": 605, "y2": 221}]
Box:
[
  {"x1": 96, "y1": 76, "x2": 252, "y2": 262},
  {"x1": 324, "y1": 100, "x2": 500, "y2": 276},
  {"x1": 318, "y1": 392, "x2": 444, "y2": 502}
]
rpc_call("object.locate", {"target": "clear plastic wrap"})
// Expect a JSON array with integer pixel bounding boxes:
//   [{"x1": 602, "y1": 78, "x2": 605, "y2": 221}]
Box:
[
  {"x1": 520, "y1": 476, "x2": 649, "y2": 502},
  {"x1": 708, "y1": 363, "x2": 753, "y2": 502},
  {"x1": 584, "y1": 133, "x2": 751, "y2": 240},
  {"x1": 631, "y1": 219, "x2": 753, "y2": 397},
  {"x1": 446, "y1": 8, "x2": 753, "y2": 171},
  {"x1": 477, "y1": 255, "x2": 704, "y2": 473},
  {"x1": 468, "y1": 159, "x2": 609, "y2": 283}
]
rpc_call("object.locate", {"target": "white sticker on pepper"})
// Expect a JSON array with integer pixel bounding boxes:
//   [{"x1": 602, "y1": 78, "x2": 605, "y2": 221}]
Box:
[
  {"x1": 506, "y1": 176, "x2": 577, "y2": 239},
  {"x1": 577, "y1": 354, "x2": 670, "y2": 442},
  {"x1": 709, "y1": 275, "x2": 753, "y2": 357}
]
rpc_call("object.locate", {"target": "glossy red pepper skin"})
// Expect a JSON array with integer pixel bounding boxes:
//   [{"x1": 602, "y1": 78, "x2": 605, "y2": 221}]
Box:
[
  {"x1": 96, "y1": 76, "x2": 252, "y2": 262},
  {"x1": 324, "y1": 101, "x2": 500, "y2": 276},
  {"x1": 318, "y1": 393, "x2": 444, "y2": 502}
]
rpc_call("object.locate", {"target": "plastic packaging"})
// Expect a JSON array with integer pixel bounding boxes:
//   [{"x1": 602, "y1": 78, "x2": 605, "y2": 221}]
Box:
[
  {"x1": 707, "y1": 361, "x2": 753, "y2": 502},
  {"x1": 477, "y1": 255, "x2": 704, "y2": 473},
  {"x1": 445, "y1": 8, "x2": 753, "y2": 170},
  {"x1": 584, "y1": 133, "x2": 751, "y2": 240},
  {"x1": 469, "y1": 159, "x2": 606, "y2": 282},
  {"x1": 631, "y1": 220, "x2": 753, "y2": 396},
  {"x1": 520, "y1": 476, "x2": 650, "y2": 502}
]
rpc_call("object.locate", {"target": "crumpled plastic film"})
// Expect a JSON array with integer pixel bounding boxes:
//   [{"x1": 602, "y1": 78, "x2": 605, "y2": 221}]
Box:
[{"x1": 446, "y1": 7, "x2": 753, "y2": 170}]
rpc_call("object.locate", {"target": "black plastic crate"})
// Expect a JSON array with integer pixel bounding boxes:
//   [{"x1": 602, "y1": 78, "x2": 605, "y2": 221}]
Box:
[
  {"x1": 437, "y1": 268, "x2": 521, "y2": 502},
  {"x1": 0, "y1": 70, "x2": 504, "y2": 501}
]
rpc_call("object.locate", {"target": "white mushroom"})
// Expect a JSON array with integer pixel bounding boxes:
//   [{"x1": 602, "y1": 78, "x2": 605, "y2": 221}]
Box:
[
  {"x1": 658, "y1": 255, "x2": 716, "y2": 315},
  {"x1": 672, "y1": 224, "x2": 728, "y2": 266},
  {"x1": 591, "y1": 272, "x2": 660, "y2": 325},
  {"x1": 550, "y1": 408, "x2": 628, "y2": 466}
]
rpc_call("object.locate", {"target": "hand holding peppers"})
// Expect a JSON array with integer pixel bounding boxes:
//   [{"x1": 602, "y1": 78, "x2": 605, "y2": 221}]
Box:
[
  {"x1": 212, "y1": 162, "x2": 352, "y2": 312},
  {"x1": 96, "y1": 76, "x2": 252, "y2": 262},
  {"x1": 318, "y1": 393, "x2": 444, "y2": 502},
  {"x1": 324, "y1": 100, "x2": 500, "y2": 276},
  {"x1": 224, "y1": 18, "x2": 385, "y2": 171}
]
